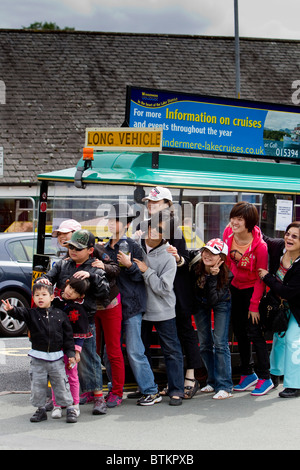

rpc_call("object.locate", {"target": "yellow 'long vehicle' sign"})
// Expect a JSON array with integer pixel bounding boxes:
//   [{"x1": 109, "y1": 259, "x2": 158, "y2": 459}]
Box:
[{"x1": 85, "y1": 127, "x2": 162, "y2": 151}]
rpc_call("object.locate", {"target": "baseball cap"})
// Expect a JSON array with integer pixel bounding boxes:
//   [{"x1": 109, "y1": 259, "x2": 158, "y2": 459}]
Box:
[
  {"x1": 104, "y1": 203, "x2": 136, "y2": 221},
  {"x1": 52, "y1": 219, "x2": 82, "y2": 237},
  {"x1": 142, "y1": 186, "x2": 173, "y2": 203},
  {"x1": 201, "y1": 238, "x2": 228, "y2": 256},
  {"x1": 64, "y1": 229, "x2": 95, "y2": 249}
]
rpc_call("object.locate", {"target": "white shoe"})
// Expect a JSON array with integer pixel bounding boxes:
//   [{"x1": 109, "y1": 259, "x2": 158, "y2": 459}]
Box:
[
  {"x1": 51, "y1": 407, "x2": 62, "y2": 419},
  {"x1": 212, "y1": 390, "x2": 233, "y2": 400},
  {"x1": 73, "y1": 404, "x2": 80, "y2": 417},
  {"x1": 200, "y1": 385, "x2": 215, "y2": 393}
]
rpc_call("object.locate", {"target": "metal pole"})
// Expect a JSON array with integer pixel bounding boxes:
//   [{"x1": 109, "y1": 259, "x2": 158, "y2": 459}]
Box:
[{"x1": 234, "y1": 0, "x2": 241, "y2": 99}]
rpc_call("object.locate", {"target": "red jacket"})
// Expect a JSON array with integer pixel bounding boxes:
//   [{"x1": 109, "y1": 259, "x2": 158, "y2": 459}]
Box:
[{"x1": 223, "y1": 225, "x2": 268, "y2": 313}]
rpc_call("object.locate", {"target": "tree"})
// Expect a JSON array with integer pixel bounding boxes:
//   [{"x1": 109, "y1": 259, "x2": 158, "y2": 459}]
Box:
[{"x1": 22, "y1": 22, "x2": 75, "y2": 31}]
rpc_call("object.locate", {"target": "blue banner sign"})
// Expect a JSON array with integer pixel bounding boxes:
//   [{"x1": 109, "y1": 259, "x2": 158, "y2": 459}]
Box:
[{"x1": 125, "y1": 86, "x2": 300, "y2": 160}]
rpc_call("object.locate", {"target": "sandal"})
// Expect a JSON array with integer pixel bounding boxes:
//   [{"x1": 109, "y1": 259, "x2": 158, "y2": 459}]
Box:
[
  {"x1": 200, "y1": 385, "x2": 215, "y2": 393},
  {"x1": 184, "y1": 377, "x2": 199, "y2": 399},
  {"x1": 212, "y1": 390, "x2": 232, "y2": 400},
  {"x1": 160, "y1": 386, "x2": 169, "y2": 396}
]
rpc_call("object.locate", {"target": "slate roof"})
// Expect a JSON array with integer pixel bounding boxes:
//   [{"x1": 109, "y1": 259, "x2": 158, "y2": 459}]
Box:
[{"x1": 0, "y1": 29, "x2": 299, "y2": 185}]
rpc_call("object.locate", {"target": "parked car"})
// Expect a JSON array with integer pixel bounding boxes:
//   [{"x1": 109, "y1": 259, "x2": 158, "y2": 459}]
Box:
[{"x1": 0, "y1": 232, "x2": 57, "y2": 336}]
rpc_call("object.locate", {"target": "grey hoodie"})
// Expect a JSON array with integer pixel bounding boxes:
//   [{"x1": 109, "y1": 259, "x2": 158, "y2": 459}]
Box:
[{"x1": 141, "y1": 241, "x2": 177, "y2": 322}]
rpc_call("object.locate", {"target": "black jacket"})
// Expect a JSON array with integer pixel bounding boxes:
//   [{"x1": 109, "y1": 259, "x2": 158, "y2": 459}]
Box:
[
  {"x1": 94, "y1": 244, "x2": 120, "y2": 302},
  {"x1": 40, "y1": 257, "x2": 110, "y2": 321},
  {"x1": 8, "y1": 306, "x2": 75, "y2": 357},
  {"x1": 189, "y1": 251, "x2": 232, "y2": 310},
  {"x1": 104, "y1": 237, "x2": 146, "y2": 319},
  {"x1": 263, "y1": 235, "x2": 300, "y2": 326}
]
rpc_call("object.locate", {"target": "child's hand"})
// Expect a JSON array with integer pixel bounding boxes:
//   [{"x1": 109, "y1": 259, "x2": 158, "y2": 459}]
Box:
[
  {"x1": 210, "y1": 258, "x2": 224, "y2": 276},
  {"x1": 133, "y1": 258, "x2": 148, "y2": 273},
  {"x1": 1, "y1": 299, "x2": 12, "y2": 311},
  {"x1": 75, "y1": 351, "x2": 81, "y2": 363},
  {"x1": 68, "y1": 357, "x2": 76, "y2": 369},
  {"x1": 73, "y1": 271, "x2": 90, "y2": 280}
]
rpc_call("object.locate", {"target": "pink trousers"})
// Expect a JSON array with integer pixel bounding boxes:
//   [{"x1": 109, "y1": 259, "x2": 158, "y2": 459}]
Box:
[
  {"x1": 52, "y1": 355, "x2": 80, "y2": 406},
  {"x1": 94, "y1": 296, "x2": 125, "y2": 398}
]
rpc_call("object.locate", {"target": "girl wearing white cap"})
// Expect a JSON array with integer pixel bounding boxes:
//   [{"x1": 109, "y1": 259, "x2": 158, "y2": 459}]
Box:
[{"x1": 189, "y1": 239, "x2": 233, "y2": 399}]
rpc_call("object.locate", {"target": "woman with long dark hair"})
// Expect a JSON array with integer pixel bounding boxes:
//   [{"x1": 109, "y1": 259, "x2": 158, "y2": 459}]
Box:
[{"x1": 259, "y1": 221, "x2": 300, "y2": 398}]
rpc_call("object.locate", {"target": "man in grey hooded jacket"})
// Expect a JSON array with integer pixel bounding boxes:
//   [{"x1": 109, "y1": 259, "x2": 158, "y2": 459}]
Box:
[{"x1": 134, "y1": 210, "x2": 185, "y2": 406}]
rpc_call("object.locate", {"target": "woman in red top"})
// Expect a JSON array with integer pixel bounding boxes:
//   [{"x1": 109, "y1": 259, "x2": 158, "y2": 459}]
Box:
[{"x1": 223, "y1": 201, "x2": 274, "y2": 396}]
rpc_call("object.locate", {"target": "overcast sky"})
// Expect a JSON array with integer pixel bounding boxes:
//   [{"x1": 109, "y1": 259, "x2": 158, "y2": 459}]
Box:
[{"x1": 0, "y1": 0, "x2": 299, "y2": 40}]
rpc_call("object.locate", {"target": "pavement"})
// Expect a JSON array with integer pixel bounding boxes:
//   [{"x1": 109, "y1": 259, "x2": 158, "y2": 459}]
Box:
[{"x1": 1, "y1": 383, "x2": 300, "y2": 452}]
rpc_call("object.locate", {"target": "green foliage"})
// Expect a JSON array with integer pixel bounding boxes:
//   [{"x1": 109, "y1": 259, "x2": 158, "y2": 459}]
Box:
[
  {"x1": 23, "y1": 22, "x2": 75, "y2": 31},
  {"x1": 263, "y1": 129, "x2": 287, "y2": 141}
]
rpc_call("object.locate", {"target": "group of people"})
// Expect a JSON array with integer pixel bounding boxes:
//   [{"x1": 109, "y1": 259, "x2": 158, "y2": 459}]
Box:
[{"x1": 4, "y1": 187, "x2": 300, "y2": 424}]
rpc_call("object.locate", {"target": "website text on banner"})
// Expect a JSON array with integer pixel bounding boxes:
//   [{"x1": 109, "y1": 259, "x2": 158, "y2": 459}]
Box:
[{"x1": 126, "y1": 87, "x2": 300, "y2": 161}]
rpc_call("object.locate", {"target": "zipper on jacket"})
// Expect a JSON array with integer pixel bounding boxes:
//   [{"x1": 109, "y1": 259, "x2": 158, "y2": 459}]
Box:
[{"x1": 46, "y1": 309, "x2": 50, "y2": 352}]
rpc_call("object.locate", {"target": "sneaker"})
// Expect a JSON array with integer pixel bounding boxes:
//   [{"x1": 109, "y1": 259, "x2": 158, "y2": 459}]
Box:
[
  {"x1": 137, "y1": 392, "x2": 162, "y2": 406},
  {"x1": 233, "y1": 373, "x2": 258, "y2": 391},
  {"x1": 127, "y1": 390, "x2": 143, "y2": 399},
  {"x1": 251, "y1": 378, "x2": 274, "y2": 396},
  {"x1": 270, "y1": 374, "x2": 280, "y2": 388},
  {"x1": 45, "y1": 398, "x2": 54, "y2": 412},
  {"x1": 30, "y1": 407, "x2": 47, "y2": 423},
  {"x1": 66, "y1": 407, "x2": 77, "y2": 423},
  {"x1": 92, "y1": 396, "x2": 107, "y2": 415},
  {"x1": 80, "y1": 392, "x2": 94, "y2": 405},
  {"x1": 51, "y1": 406, "x2": 62, "y2": 419},
  {"x1": 73, "y1": 404, "x2": 80, "y2": 417},
  {"x1": 106, "y1": 392, "x2": 122, "y2": 408},
  {"x1": 279, "y1": 388, "x2": 300, "y2": 398}
]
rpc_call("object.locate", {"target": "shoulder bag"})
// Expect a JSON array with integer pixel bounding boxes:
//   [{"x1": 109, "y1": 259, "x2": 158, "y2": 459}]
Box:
[{"x1": 259, "y1": 290, "x2": 289, "y2": 336}]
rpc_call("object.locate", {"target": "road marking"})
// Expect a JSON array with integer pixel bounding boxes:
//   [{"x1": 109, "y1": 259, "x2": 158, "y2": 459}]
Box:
[{"x1": 0, "y1": 346, "x2": 30, "y2": 357}]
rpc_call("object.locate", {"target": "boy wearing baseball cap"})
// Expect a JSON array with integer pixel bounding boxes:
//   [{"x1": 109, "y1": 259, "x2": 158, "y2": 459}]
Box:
[{"x1": 38, "y1": 229, "x2": 110, "y2": 415}]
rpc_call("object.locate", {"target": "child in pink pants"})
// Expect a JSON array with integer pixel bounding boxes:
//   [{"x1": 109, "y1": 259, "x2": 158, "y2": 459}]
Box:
[{"x1": 51, "y1": 276, "x2": 91, "y2": 419}]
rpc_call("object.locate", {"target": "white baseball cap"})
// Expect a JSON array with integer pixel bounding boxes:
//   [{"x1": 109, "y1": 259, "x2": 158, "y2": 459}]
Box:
[
  {"x1": 201, "y1": 238, "x2": 228, "y2": 256},
  {"x1": 52, "y1": 219, "x2": 82, "y2": 237},
  {"x1": 142, "y1": 186, "x2": 173, "y2": 202}
]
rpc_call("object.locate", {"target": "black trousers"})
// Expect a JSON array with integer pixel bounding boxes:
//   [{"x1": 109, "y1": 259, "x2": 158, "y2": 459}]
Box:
[
  {"x1": 230, "y1": 285, "x2": 270, "y2": 379},
  {"x1": 175, "y1": 303, "x2": 203, "y2": 370}
]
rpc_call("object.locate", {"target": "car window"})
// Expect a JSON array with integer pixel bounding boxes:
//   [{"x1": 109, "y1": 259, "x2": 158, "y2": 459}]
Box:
[
  {"x1": 21, "y1": 238, "x2": 35, "y2": 261},
  {"x1": 8, "y1": 236, "x2": 58, "y2": 263},
  {"x1": 8, "y1": 239, "x2": 33, "y2": 262},
  {"x1": 44, "y1": 237, "x2": 59, "y2": 255}
]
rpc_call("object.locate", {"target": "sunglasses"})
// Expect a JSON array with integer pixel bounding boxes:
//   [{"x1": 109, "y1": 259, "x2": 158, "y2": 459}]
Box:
[
  {"x1": 68, "y1": 246, "x2": 86, "y2": 252},
  {"x1": 284, "y1": 232, "x2": 300, "y2": 240}
]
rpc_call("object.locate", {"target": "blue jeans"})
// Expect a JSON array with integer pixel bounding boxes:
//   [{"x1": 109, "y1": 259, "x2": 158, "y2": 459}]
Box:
[
  {"x1": 142, "y1": 317, "x2": 185, "y2": 398},
  {"x1": 77, "y1": 323, "x2": 103, "y2": 393},
  {"x1": 194, "y1": 300, "x2": 233, "y2": 392},
  {"x1": 122, "y1": 313, "x2": 158, "y2": 395}
]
